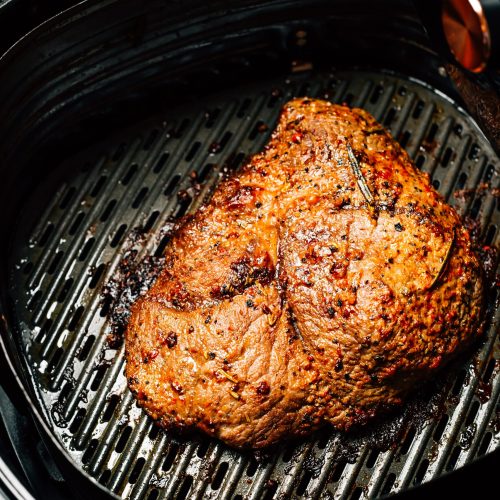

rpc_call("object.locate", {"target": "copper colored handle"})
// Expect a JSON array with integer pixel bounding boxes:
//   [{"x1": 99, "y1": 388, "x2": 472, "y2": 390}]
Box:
[{"x1": 441, "y1": 0, "x2": 492, "y2": 72}]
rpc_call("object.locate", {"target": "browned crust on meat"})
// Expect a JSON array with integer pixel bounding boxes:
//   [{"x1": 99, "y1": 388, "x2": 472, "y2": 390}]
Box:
[{"x1": 125, "y1": 98, "x2": 484, "y2": 448}]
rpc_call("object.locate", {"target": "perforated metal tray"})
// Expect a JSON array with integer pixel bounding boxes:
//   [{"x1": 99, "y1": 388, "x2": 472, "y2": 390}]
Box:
[{"x1": 8, "y1": 69, "x2": 500, "y2": 499}]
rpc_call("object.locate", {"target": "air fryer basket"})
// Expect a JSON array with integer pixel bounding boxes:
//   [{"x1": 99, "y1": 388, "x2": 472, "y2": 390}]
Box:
[{"x1": 0, "y1": 1, "x2": 498, "y2": 499}]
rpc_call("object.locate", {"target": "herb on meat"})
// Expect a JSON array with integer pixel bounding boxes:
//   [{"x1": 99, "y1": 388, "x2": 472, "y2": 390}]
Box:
[
  {"x1": 429, "y1": 228, "x2": 455, "y2": 289},
  {"x1": 346, "y1": 142, "x2": 374, "y2": 205}
]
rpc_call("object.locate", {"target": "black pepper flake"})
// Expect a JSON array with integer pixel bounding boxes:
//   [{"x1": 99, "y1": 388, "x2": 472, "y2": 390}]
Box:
[
  {"x1": 246, "y1": 299, "x2": 254, "y2": 308},
  {"x1": 336, "y1": 298, "x2": 343, "y2": 307},
  {"x1": 188, "y1": 325, "x2": 194, "y2": 333},
  {"x1": 205, "y1": 315, "x2": 211, "y2": 324},
  {"x1": 208, "y1": 352, "x2": 216, "y2": 360},
  {"x1": 327, "y1": 306, "x2": 335, "y2": 318},
  {"x1": 395, "y1": 222, "x2": 404, "y2": 232},
  {"x1": 166, "y1": 331, "x2": 177, "y2": 348},
  {"x1": 334, "y1": 359, "x2": 343, "y2": 372},
  {"x1": 388, "y1": 257, "x2": 394, "y2": 264},
  {"x1": 255, "y1": 202, "x2": 262, "y2": 208}
]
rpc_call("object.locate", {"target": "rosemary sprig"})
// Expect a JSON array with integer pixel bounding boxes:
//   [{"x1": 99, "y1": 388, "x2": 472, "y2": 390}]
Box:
[
  {"x1": 217, "y1": 369, "x2": 238, "y2": 383},
  {"x1": 429, "y1": 228, "x2": 455, "y2": 289},
  {"x1": 346, "y1": 142, "x2": 374, "y2": 205}
]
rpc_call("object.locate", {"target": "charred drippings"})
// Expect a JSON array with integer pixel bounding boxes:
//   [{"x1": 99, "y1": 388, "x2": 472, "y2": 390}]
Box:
[
  {"x1": 458, "y1": 423, "x2": 477, "y2": 450},
  {"x1": 454, "y1": 182, "x2": 500, "y2": 202},
  {"x1": 100, "y1": 226, "x2": 173, "y2": 347},
  {"x1": 465, "y1": 216, "x2": 499, "y2": 306},
  {"x1": 101, "y1": 252, "x2": 163, "y2": 347}
]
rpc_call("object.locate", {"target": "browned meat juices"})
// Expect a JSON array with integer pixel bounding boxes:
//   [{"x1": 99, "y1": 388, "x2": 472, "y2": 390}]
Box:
[{"x1": 125, "y1": 98, "x2": 484, "y2": 448}]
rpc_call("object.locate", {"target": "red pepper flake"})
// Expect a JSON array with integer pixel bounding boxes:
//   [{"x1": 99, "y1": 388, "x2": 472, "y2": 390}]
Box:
[
  {"x1": 165, "y1": 331, "x2": 177, "y2": 348},
  {"x1": 171, "y1": 381, "x2": 183, "y2": 394},
  {"x1": 291, "y1": 132, "x2": 302, "y2": 144},
  {"x1": 256, "y1": 381, "x2": 271, "y2": 395},
  {"x1": 330, "y1": 261, "x2": 347, "y2": 279}
]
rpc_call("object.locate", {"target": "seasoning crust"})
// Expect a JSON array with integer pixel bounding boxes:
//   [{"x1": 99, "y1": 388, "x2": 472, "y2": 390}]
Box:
[{"x1": 125, "y1": 98, "x2": 484, "y2": 448}]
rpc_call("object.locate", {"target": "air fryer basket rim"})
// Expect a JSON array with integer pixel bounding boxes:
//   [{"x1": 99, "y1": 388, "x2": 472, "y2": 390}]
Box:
[{"x1": 0, "y1": 0, "x2": 497, "y2": 499}]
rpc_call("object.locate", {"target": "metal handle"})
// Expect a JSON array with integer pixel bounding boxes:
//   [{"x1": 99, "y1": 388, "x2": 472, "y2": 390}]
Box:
[{"x1": 415, "y1": 0, "x2": 499, "y2": 72}]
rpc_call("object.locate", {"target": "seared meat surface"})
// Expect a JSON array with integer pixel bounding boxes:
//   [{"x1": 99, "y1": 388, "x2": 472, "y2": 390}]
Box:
[{"x1": 125, "y1": 98, "x2": 484, "y2": 448}]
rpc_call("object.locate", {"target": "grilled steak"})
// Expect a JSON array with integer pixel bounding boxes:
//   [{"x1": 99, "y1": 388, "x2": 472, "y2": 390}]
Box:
[{"x1": 125, "y1": 98, "x2": 484, "y2": 448}]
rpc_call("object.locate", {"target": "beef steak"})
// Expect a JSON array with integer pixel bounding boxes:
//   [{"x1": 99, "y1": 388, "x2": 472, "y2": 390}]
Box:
[{"x1": 125, "y1": 99, "x2": 484, "y2": 448}]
